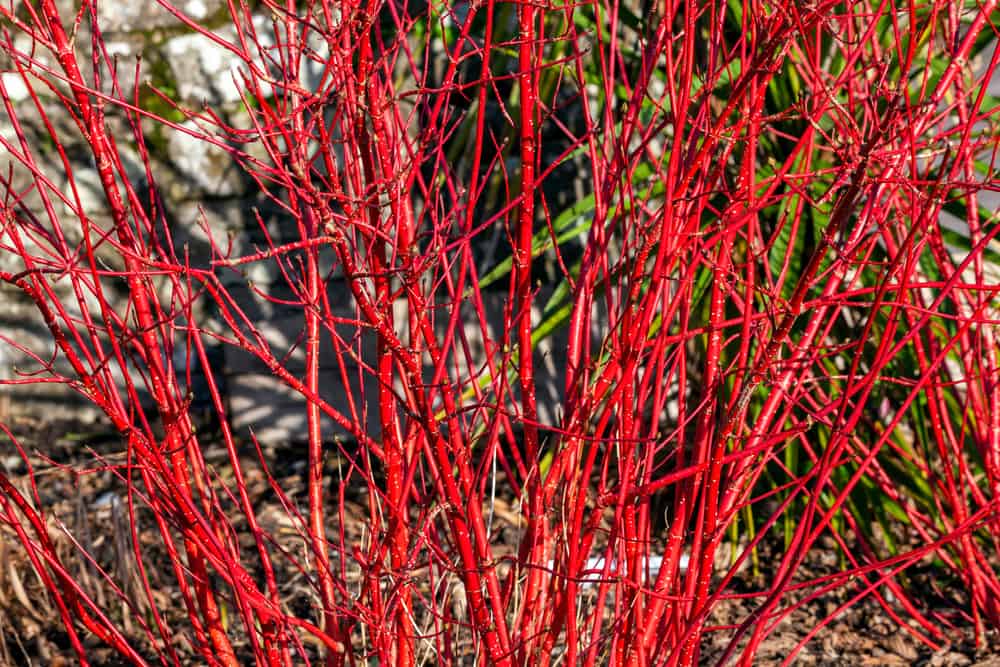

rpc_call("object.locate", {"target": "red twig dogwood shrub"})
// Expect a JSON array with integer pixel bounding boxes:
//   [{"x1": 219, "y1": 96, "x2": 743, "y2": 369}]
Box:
[{"x1": 1, "y1": 0, "x2": 999, "y2": 664}]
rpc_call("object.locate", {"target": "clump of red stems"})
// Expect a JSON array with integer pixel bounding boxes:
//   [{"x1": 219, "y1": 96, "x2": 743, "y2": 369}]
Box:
[{"x1": 1, "y1": 0, "x2": 999, "y2": 665}]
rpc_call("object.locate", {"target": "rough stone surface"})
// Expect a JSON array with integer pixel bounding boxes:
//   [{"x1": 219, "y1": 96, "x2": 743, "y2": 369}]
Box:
[
  {"x1": 96, "y1": 0, "x2": 224, "y2": 33},
  {"x1": 162, "y1": 15, "x2": 275, "y2": 107},
  {"x1": 166, "y1": 120, "x2": 248, "y2": 198}
]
